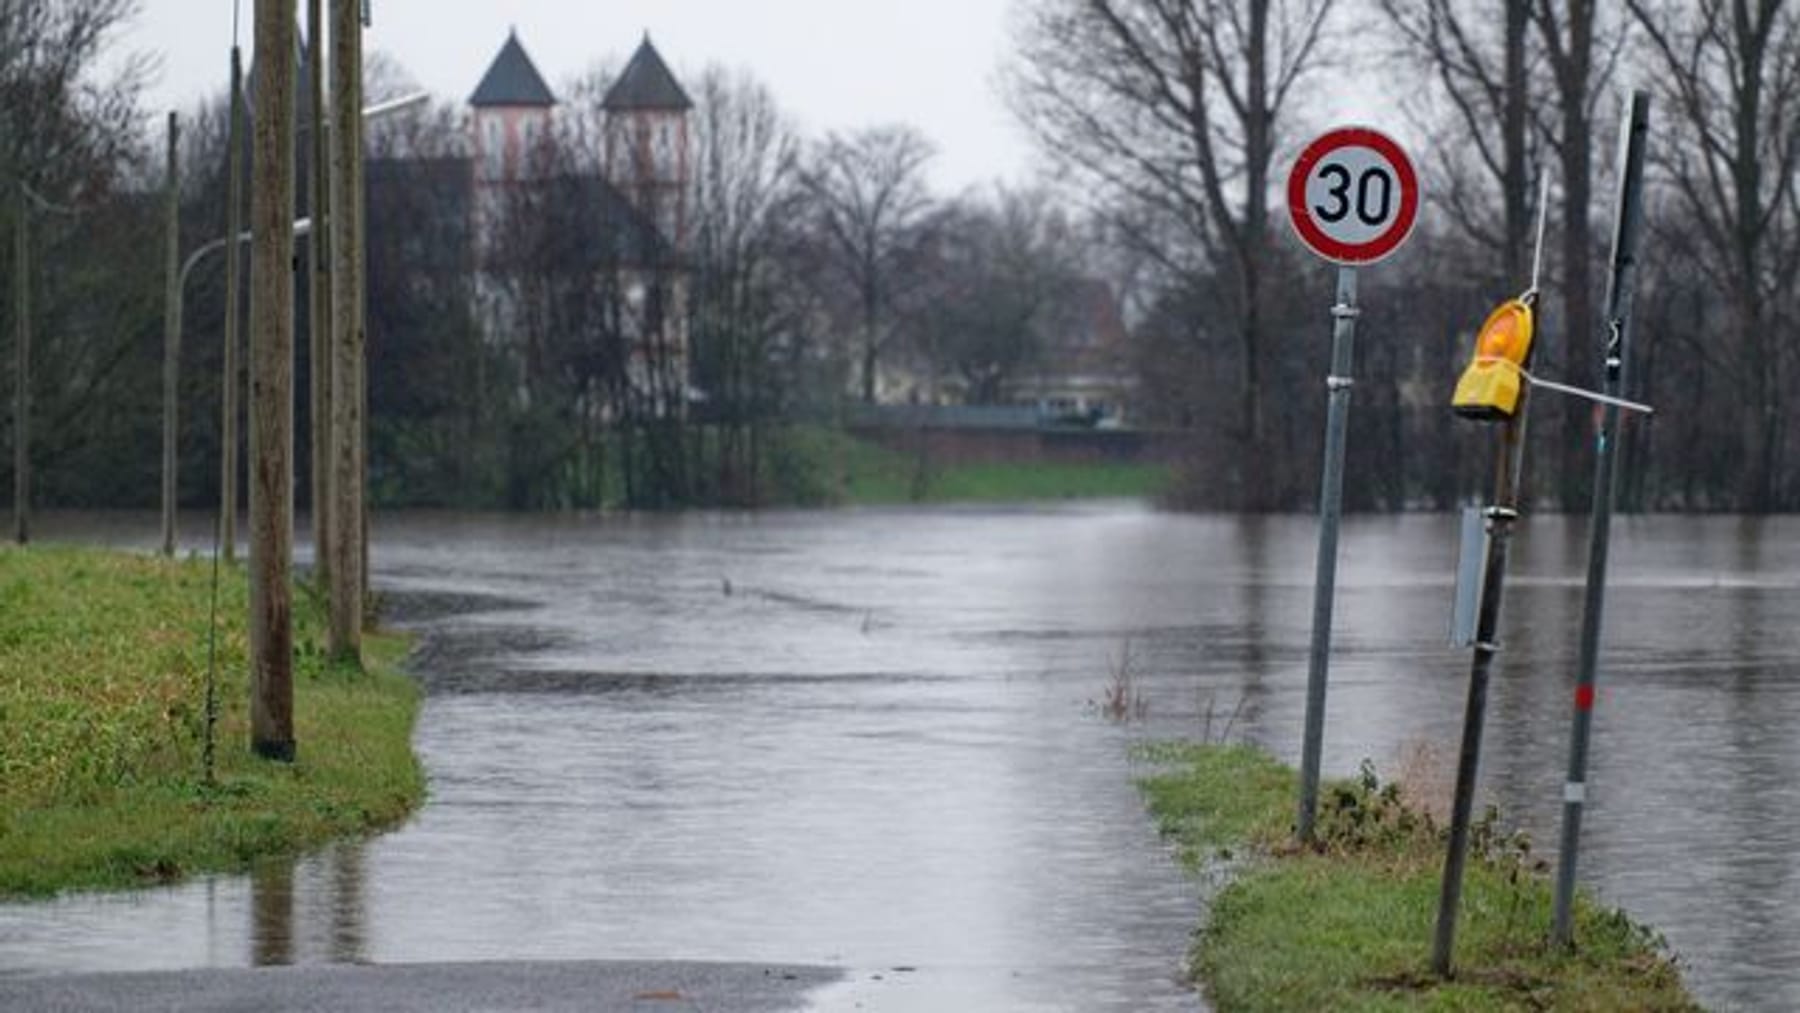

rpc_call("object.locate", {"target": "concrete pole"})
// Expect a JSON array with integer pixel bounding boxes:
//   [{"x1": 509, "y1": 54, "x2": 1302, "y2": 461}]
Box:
[
  {"x1": 248, "y1": 0, "x2": 297, "y2": 762},
  {"x1": 161, "y1": 112, "x2": 181, "y2": 557},
  {"x1": 358, "y1": 119, "x2": 370, "y2": 622},
  {"x1": 222, "y1": 48, "x2": 246, "y2": 562},
  {"x1": 11, "y1": 187, "x2": 28, "y2": 545},
  {"x1": 308, "y1": 0, "x2": 332, "y2": 588},
  {"x1": 327, "y1": 0, "x2": 363, "y2": 663},
  {"x1": 358, "y1": 151, "x2": 370, "y2": 621}
]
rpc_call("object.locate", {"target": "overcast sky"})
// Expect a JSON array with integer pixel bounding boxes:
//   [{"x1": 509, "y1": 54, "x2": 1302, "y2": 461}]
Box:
[{"x1": 122, "y1": 0, "x2": 1039, "y2": 193}]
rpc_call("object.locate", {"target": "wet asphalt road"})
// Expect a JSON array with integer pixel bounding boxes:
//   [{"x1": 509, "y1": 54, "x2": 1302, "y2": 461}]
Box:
[{"x1": 0, "y1": 960, "x2": 838, "y2": 1011}]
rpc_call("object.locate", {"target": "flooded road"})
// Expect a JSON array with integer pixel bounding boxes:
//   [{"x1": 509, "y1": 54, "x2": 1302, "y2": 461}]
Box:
[{"x1": 3, "y1": 506, "x2": 1798, "y2": 1010}]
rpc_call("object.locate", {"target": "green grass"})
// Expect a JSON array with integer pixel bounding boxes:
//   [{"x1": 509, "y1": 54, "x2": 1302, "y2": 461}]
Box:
[
  {"x1": 914, "y1": 459, "x2": 1168, "y2": 501},
  {"x1": 767, "y1": 426, "x2": 1168, "y2": 505},
  {"x1": 1136, "y1": 743, "x2": 1699, "y2": 1012},
  {"x1": 0, "y1": 545, "x2": 424, "y2": 898}
]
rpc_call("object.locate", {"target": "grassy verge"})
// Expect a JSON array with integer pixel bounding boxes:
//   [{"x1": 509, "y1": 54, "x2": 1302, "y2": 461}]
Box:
[
  {"x1": 769, "y1": 426, "x2": 1168, "y2": 505},
  {"x1": 0, "y1": 545, "x2": 424, "y2": 898},
  {"x1": 1135, "y1": 742, "x2": 1698, "y2": 1012}
]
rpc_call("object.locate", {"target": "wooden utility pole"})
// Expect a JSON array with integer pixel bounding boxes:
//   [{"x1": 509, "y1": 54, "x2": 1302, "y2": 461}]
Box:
[
  {"x1": 307, "y1": 0, "x2": 332, "y2": 587},
  {"x1": 327, "y1": 0, "x2": 363, "y2": 664},
  {"x1": 11, "y1": 186, "x2": 28, "y2": 546},
  {"x1": 222, "y1": 47, "x2": 246, "y2": 562},
  {"x1": 249, "y1": 0, "x2": 297, "y2": 762},
  {"x1": 161, "y1": 112, "x2": 181, "y2": 557}
]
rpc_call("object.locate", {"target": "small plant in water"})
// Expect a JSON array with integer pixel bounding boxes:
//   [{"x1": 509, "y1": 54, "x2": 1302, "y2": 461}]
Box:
[
  {"x1": 1199, "y1": 691, "x2": 1249, "y2": 744},
  {"x1": 1095, "y1": 640, "x2": 1148, "y2": 723}
]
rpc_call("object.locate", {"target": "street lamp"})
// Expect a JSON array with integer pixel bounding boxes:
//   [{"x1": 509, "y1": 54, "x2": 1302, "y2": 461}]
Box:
[
  {"x1": 160, "y1": 90, "x2": 429, "y2": 554},
  {"x1": 180, "y1": 217, "x2": 313, "y2": 297}
]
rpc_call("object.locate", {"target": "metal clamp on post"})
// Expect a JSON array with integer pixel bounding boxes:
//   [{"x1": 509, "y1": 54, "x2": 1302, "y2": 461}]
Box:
[
  {"x1": 1330, "y1": 302, "x2": 1361, "y2": 320},
  {"x1": 1326, "y1": 375, "x2": 1355, "y2": 391},
  {"x1": 1484, "y1": 505, "x2": 1519, "y2": 522}
]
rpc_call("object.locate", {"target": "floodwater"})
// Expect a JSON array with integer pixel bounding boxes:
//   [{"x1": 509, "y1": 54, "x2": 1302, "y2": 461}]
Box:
[{"x1": 2, "y1": 506, "x2": 1798, "y2": 1010}]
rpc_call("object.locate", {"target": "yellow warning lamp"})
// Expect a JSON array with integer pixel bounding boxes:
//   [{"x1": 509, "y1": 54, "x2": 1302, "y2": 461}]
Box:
[{"x1": 1452, "y1": 298, "x2": 1535, "y2": 420}]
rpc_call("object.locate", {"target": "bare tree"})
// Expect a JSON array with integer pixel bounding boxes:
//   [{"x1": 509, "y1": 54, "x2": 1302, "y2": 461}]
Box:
[
  {"x1": 1627, "y1": 0, "x2": 1800, "y2": 510},
  {"x1": 1374, "y1": 0, "x2": 1537, "y2": 289},
  {"x1": 0, "y1": 0, "x2": 148, "y2": 197},
  {"x1": 1, "y1": 0, "x2": 148, "y2": 529},
  {"x1": 1007, "y1": 0, "x2": 1334, "y2": 508},
  {"x1": 1533, "y1": 0, "x2": 1626, "y2": 508},
  {"x1": 364, "y1": 102, "x2": 486, "y2": 505},
  {"x1": 687, "y1": 66, "x2": 800, "y2": 503},
  {"x1": 908, "y1": 187, "x2": 1083, "y2": 406},
  {"x1": 797, "y1": 125, "x2": 936, "y2": 405}
]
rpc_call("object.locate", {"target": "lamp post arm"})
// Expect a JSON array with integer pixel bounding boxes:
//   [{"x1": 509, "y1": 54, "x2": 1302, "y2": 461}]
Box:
[{"x1": 178, "y1": 217, "x2": 314, "y2": 292}]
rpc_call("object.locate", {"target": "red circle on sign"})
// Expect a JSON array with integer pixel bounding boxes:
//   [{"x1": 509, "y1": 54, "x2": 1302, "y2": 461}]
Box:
[{"x1": 1287, "y1": 126, "x2": 1419, "y2": 265}]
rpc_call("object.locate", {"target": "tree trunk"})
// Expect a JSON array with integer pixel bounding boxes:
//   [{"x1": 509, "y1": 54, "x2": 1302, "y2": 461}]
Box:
[
  {"x1": 1238, "y1": 0, "x2": 1272, "y2": 510},
  {"x1": 1503, "y1": 0, "x2": 1530, "y2": 289},
  {"x1": 1237, "y1": 258, "x2": 1265, "y2": 507},
  {"x1": 1557, "y1": 129, "x2": 1594, "y2": 509},
  {"x1": 860, "y1": 274, "x2": 878, "y2": 405},
  {"x1": 1541, "y1": 0, "x2": 1599, "y2": 511},
  {"x1": 248, "y1": 0, "x2": 296, "y2": 762}
]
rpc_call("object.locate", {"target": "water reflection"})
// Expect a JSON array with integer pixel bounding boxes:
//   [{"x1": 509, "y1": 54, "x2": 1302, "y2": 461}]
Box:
[
  {"x1": 330, "y1": 844, "x2": 366, "y2": 964},
  {"x1": 251, "y1": 862, "x2": 294, "y2": 966},
  {"x1": 0, "y1": 508, "x2": 1797, "y2": 1009}
]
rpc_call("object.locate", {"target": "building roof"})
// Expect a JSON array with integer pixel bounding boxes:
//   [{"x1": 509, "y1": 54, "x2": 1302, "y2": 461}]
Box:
[
  {"x1": 470, "y1": 30, "x2": 556, "y2": 108},
  {"x1": 602, "y1": 36, "x2": 692, "y2": 111},
  {"x1": 546, "y1": 173, "x2": 675, "y2": 266}
]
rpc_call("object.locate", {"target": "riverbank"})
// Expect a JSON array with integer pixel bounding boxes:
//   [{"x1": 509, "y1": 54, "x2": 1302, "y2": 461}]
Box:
[
  {"x1": 774, "y1": 426, "x2": 1169, "y2": 504},
  {"x1": 0, "y1": 545, "x2": 424, "y2": 898},
  {"x1": 1137, "y1": 743, "x2": 1698, "y2": 1011}
]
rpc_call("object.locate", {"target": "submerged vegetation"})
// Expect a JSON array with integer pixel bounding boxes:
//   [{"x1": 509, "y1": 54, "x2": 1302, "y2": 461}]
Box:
[
  {"x1": 1136, "y1": 743, "x2": 1698, "y2": 1011},
  {"x1": 0, "y1": 546, "x2": 423, "y2": 897}
]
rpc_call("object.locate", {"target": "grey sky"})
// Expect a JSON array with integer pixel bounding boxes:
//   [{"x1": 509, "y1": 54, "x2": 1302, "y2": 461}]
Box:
[{"x1": 126, "y1": 0, "x2": 1038, "y2": 193}]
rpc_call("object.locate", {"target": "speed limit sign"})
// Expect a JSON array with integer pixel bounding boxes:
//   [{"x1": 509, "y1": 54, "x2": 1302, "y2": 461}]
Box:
[
  {"x1": 1287, "y1": 126, "x2": 1419, "y2": 265},
  {"x1": 1289, "y1": 124, "x2": 1420, "y2": 844}
]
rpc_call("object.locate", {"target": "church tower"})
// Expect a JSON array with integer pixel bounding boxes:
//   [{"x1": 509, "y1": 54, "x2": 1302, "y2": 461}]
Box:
[
  {"x1": 470, "y1": 29, "x2": 556, "y2": 187},
  {"x1": 602, "y1": 35, "x2": 692, "y2": 250}
]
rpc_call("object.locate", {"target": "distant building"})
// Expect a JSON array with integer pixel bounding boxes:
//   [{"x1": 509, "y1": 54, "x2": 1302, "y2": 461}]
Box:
[
  {"x1": 1006, "y1": 278, "x2": 1137, "y2": 426},
  {"x1": 373, "y1": 29, "x2": 693, "y2": 416},
  {"x1": 861, "y1": 277, "x2": 1138, "y2": 431}
]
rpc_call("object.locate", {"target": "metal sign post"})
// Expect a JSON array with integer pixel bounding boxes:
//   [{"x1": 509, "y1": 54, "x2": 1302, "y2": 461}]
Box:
[
  {"x1": 1298, "y1": 265, "x2": 1358, "y2": 841},
  {"x1": 1430, "y1": 406, "x2": 1529, "y2": 977},
  {"x1": 1286, "y1": 126, "x2": 1419, "y2": 843},
  {"x1": 1431, "y1": 169, "x2": 1552, "y2": 978},
  {"x1": 1552, "y1": 90, "x2": 1652, "y2": 948}
]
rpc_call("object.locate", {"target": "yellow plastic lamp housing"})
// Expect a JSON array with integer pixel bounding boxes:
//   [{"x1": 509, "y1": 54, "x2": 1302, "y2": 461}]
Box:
[{"x1": 1452, "y1": 299, "x2": 1535, "y2": 420}]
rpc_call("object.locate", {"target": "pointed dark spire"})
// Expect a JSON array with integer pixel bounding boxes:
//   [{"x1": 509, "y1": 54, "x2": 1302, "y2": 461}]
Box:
[
  {"x1": 602, "y1": 34, "x2": 691, "y2": 111},
  {"x1": 470, "y1": 29, "x2": 556, "y2": 107}
]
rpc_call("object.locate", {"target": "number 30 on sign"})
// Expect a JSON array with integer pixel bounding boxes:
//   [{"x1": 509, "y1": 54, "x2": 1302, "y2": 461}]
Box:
[{"x1": 1287, "y1": 126, "x2": 1419, "y2": 266}]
